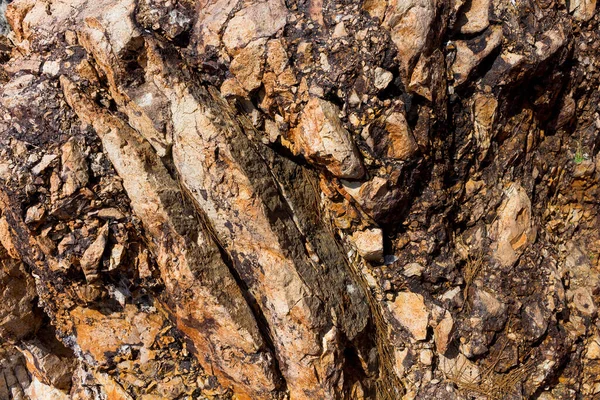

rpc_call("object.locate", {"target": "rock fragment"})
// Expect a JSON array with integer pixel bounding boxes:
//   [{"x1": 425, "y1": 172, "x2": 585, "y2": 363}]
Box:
[
  {"x1": 522, "y1": 301, "x2": 549, "y2": 341},
  {"x1": 434, "y1": 311, "x2": 454, "y2": 354},
  {"x1": 222, "y1": 0, "x2": 288, "y2": 53},
  {"x1": 293, "y1": 97, "x2": 365, "y2": 178},
  {"x1": 108, "y1": 243, "x2": 125, "y2": 271},
  {"x1": 374, "y1": 67, "x2": 394, "y2": 90},
  {"x1": 79, "y1": 224, "x2": 108, "y2": 283},
  {"x1": 19, "y1": 339, "x2": 75, "y2": 391},
  {"x1": 60, "y1": 139, "x2": 89, "y2": 197},
  {"x1": 461, "y1": 288, "x2": 507, "y2": 357},
  {"x1": 24, "y1": 205, "x2": 45, "y2": 225},
  {"x1": 439, "y1": 352, "x2": 480, "y2": 383},
  {"x1": 383, "y1": 0, "x2": 436, "y2": 78},
  {"x1": 351, "y1": 228, "x2": 384, "y2": 262},
  {"x1": 26, "y1": 376, "x2": 70, "y2": 400},
  {"x1": 490, "y1": 183, "x2": 536, "y2": 268},
  {"x1": 472, "y1": 93, "x2": 498, "y2": 162},
  {"x1": 0, "y1": 250, "x2": 40, "y2": 341},
  {"x1": 341, "y1": 175, "x2": 406, "y2": 223},
  {"x1": 456, "y1": 0, "x2": 491, "y2": 34},
  {"x1": 387, "y1": 292, "x2": 430, "y2": 341},
  {"x1": 403, "y1": 262, "x2": 425, "y2": 277},
  {"x1": 0, "y1": 218, "x2": 19, "y2": 259},
  {"x1": 570, "y1": 287, "x2": 597, "y2": 316},
  {"x1": 230, "y1": 39, "x2": 267, "y2": 92},
  {"x1": 587, "y1": 336, "x2": 600, "y2": 360},
  {"x1": 31, "y1": 155, "x2": 57, "y2": 176},
  {"x1": 535, "y1": 27, "x2": 567, "y2": 62},
  {"x1": 383, "y1": 112, "x2": 419, "y2": 160},
  {"x1": 451, "y1": 26, "x2": 503, "y2": 86},
  {"x1": 569, "y1": 0, "x2": 597, "y2": 21}
]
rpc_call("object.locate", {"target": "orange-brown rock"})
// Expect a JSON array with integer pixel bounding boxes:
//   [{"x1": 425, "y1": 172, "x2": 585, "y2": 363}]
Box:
[
  {"x1": 2, "y1": 0, "x2": 600, "y2": 398},
  {"x1": 292, "y1": 97, "x2": 365, "y2": 179},
  {"x1": 0, "y1": 244, "x2": 40, "y2": 342},
  {"x1": 61, "y1": 77, "x2": 279, "y2": 398}
]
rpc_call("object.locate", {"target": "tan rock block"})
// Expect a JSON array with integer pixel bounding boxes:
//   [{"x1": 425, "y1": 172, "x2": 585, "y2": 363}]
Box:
[
  {"x1": 293, "y1": 97, "x2": 365, "y2": 178},
  {"x1": 388, "y1": 292, "x2": 430, "y2": 341}
]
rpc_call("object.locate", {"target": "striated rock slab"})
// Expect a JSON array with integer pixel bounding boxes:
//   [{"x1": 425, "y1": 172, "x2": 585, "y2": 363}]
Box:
[
  {"x1": 61, "y1": 77, "x2": 279, "y2": 399},
  {"x1": 138, "y1": 40, "x2": 369, "y2": 397}
]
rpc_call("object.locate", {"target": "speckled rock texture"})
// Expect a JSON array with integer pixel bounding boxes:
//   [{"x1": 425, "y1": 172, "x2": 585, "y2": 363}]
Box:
[{"x1": 0, "y1": 0, "x2": 599, "y2": 399}]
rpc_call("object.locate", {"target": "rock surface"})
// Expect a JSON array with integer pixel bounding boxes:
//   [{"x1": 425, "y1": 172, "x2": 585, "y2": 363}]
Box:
[{"x1": 0, "y1": 0, "x2": 600, "y2": 399}]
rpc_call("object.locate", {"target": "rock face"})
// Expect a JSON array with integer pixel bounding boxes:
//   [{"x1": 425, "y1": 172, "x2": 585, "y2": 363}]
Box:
[{"x1": 1, "y1": 0, "x2": 600, "y2": 399}]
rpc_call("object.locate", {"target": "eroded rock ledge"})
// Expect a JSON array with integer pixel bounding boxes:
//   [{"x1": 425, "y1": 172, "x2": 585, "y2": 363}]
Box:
[{"x1": 0, "y1": 0, "x2": 600, "y2": 398}]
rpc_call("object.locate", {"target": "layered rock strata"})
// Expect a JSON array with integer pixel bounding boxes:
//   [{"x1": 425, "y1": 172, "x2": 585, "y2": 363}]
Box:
[{"x1": 0, "y1": 0, "x2": 600, "y2": 398}]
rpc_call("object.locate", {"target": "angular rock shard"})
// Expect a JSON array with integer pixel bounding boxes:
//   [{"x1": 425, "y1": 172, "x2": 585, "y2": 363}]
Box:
[
  {"x1": 451, "y1": 25, "x2": 503, "y2": 86},
  {"x1": 293, "y1": 97, "x2": 366, "y2": 179}
]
